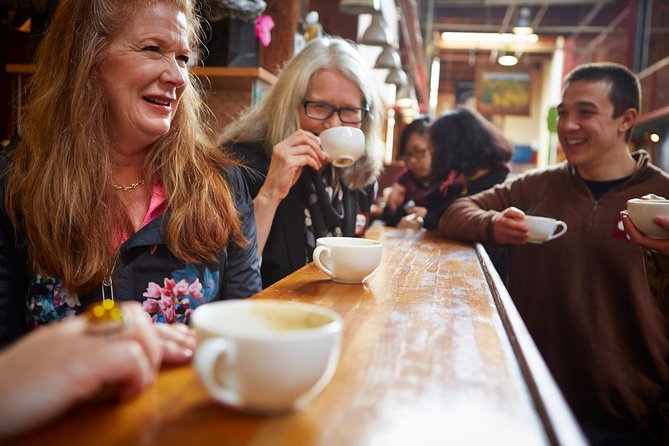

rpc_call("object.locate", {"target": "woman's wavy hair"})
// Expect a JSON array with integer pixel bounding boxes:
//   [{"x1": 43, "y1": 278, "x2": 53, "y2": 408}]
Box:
[
  {"x1": 220, "y1": 36, "x2": 385, "y2": 190},
  {"x1": 430, "y1": 106, "x2": 513, "y2": 180},
  {"x1": 6, "y1": 0, "x2": 246, "y2": 295}
]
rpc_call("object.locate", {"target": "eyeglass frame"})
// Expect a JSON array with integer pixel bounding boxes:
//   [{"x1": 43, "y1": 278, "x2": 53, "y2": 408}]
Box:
[
  {"x1": 399, "y1": 147, "x2": 430, "y2": 162},
  {"x1": 301, "y1": 99, "x2": 370, "y2": 124}
]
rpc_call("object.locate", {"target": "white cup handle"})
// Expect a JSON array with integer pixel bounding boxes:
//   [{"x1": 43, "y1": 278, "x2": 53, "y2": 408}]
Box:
[
  {"x1": 547, "y1": 221, "x2": 568, "y2": 241},
  {"x1": 313, "y1": 246, "x2": 335, "y2": 279},
  {"x1": 194, "y1": 338, "x2": 240, "y2": 406}
]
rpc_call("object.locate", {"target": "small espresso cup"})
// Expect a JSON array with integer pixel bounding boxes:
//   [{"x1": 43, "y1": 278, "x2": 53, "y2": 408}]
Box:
[
  {"x1": 313, "y1": 236, "x2": 383, "y2": 284},
  {"x1": 524, "y1": 215, "x2": 568, "y2": 244},
  {"x1": 192, "y1": 299, "x2": 343, "y2": 413},
  {"x1": 626, "y1": 198, "x2": 669, "y2": 239},
  {"x1": 319, "y1": 127, "x2": 365, "y2": 168}
]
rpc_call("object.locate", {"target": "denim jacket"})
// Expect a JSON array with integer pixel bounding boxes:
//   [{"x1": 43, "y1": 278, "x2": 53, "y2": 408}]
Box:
[{"x1": 0, "y1": 162, "x2": 261, "y2": 347}]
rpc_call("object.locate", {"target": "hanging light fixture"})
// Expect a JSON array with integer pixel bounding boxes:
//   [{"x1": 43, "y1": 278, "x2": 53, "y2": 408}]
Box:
[
  {"x1": 498, "y1": 51, "x2": 519, "y2": 67},
  {"x1": 359, "y1": 13, "x2": 393, "y2": 46},
  {"x1": 512, "y1": 7, "x2": 534, "y2": 35},
  {"x1": 386, "y1": 67, "x2": 408, "y2": 87},
  {"x1": 374, "y1": 45, "x2": 401, "y2": 69},
  {"x1": 338, "y1": 0, "x2": 380, "y2": 15}
]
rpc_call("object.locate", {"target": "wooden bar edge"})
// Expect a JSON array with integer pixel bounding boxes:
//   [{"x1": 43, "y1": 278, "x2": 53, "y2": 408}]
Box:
[{"x1": 475, "y1": 244, "x2": 587, "y2": 445}]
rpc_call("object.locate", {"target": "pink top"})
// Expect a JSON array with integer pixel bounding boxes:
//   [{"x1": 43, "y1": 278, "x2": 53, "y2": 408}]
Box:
[{"x1": 114, "y1": 183, "x2": 167, "y2": 248}]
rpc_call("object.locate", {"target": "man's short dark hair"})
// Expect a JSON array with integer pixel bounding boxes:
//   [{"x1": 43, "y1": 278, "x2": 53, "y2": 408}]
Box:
[{"x1": 565, "y1": 62, "x2": 641, "y2": 118}]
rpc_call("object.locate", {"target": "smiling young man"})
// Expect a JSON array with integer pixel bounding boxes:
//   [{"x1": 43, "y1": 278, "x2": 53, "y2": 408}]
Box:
[{"x1": 439, "y1": 63, "x2": 669, "y2": 444}]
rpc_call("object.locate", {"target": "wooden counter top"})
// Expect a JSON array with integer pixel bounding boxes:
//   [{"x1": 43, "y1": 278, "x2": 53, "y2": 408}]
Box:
[{"x1": 6, "y1": 227, "x2": 585, "y2": 445}]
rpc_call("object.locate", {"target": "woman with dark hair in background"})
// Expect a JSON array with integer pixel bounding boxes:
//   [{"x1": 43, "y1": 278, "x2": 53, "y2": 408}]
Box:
[
  {"x1": 382, "y1": 115, "x2": 435, "y2": 227},
  {"x1": 399, "y1": 106, "x2": 513, "y2": 230}
]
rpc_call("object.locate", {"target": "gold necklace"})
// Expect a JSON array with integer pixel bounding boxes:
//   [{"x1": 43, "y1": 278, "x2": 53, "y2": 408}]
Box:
[{"x1": 113, "y1": 179, "x2": 145, "y2": 192}]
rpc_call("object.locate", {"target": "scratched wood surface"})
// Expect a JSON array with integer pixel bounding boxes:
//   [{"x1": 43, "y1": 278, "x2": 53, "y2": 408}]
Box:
[{"x1": 9, "y1": 227, "x2": 580, "y2": 446}]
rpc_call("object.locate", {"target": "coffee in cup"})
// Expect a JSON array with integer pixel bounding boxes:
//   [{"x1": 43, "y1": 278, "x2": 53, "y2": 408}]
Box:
[
  {"x1": 319, "y1": 126, "x2": 365, "y2": 168},
  {"x1": 626, "y1": 198, "x2": 669, "y2": 239},
  {"x1": 524, "y1": 215, "x2": 568, "y2": 244},
  {"x1": 192, "y1": 299, "x2": 343, "y2": 413},
  {"x1": 312, "y1": 236, "x2": 383, "y2": 283}
]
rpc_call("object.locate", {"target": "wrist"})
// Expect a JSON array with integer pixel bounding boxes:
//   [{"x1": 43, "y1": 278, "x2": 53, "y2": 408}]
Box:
[{"x1": 256, "y1": 183, "x2": 284, "y2": 207}]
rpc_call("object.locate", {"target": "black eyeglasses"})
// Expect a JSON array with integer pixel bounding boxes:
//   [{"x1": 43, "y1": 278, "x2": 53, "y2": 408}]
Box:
[
  {"x1": 301, "y1": 100, "x2": 369, "y2": 124},
  {"x1": 400, "y1": 148, "x2": 430, "y2": 162}
]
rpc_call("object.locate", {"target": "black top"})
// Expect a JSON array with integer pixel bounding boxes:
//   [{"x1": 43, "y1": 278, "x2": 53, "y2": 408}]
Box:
[{"x1": 229, "y1": 142, "x2": 377, "y2": 287}]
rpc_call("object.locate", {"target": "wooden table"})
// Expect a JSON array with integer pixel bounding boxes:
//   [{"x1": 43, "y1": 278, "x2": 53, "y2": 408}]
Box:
[{"x1": 9, "y1": 227, "x2": 585, "y2": 445}]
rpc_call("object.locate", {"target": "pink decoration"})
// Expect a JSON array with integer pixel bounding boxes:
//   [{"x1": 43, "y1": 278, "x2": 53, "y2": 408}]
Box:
[{"x1": 255, "y1": 14, "x2": 275, "y2": 47}]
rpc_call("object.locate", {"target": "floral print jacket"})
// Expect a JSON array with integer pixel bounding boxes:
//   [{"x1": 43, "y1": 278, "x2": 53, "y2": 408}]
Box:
[{"x1": 0, "y1": 165, "x2": 262, "y2": 346}]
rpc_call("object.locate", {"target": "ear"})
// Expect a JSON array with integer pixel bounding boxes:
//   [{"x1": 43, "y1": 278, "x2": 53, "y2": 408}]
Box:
[{"x1": 618, "y1": 107, "x2": 637, "y2": 134}]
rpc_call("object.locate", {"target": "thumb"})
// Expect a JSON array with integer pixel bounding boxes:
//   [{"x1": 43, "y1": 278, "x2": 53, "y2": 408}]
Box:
[{"x1": 504, "y1": 207, "x2": 526, "y2": 220}]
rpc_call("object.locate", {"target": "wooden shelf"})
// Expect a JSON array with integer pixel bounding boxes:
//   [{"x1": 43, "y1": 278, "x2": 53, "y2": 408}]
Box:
[
  {"x1": 191, "y1": 66, "x2": 276, "y2": 85},
  {"x1": 7, "y1": 63, "x2": 276, "y2": 84}
]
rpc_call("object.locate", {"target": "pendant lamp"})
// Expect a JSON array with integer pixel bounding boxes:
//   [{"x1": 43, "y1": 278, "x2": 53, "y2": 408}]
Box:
[
  {"x1": 338, "y1": 0, "x2": 380, "y2": 15},
  {"x1": 359, "y1": 13, "x2": 393, "y2": 46},
  {"x1": 374, "y1": 45, "x2": 401, "y2": 69},
  {"x1": 386, "y1": 67, "x2": 408, "y2": 87}
]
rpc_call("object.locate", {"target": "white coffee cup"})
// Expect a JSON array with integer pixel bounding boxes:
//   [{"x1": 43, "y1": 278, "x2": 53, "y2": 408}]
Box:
[
  {"x1": 627, "y1": 198, "x2": 669, "y2": 239},
  {"x1": 313, "y1": 236, "x2": 383, "y2": 283},
  {"x1": 524, "y1": 215, "x2": 568, "y2": 244},
  {"x1": 192, "y1": 299, "x2": 343, "y2": 413},
  {"x1": 319, "y1": 126, "x2": 365, "y2": 168}
]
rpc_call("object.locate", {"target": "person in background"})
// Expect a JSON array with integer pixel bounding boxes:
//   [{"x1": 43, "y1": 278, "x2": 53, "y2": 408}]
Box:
[
  {"x1": 382, "y1": 115, "x2": 435, "y2": 227},
  {"x1": 439, "y1": 62, "x2": 669, "y2": 444},
  {"x1": 221, "y1": 36, "x2": 385, "y2": 288},
  {"x1": 0, "y1": 0, "x2": 261, "y2": 348},
  {"x1": 0, "y1": 302, "x2": 193, "y2": 439},
  {"x1": 398, "y1": 106, "x2": 512, "y2": 231}
]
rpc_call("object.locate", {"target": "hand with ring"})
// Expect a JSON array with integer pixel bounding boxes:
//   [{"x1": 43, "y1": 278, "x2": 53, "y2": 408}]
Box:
[{"x1": 0, "y1": 301, "x2": 194, "y2": 439}]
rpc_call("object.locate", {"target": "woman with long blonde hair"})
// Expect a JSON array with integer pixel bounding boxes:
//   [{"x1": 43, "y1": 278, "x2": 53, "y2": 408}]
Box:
[
  {"x1": 0, "y1": 0, "x2": 261, "y2": 346},
  {"x1": 222, "y1": 36, "x2": 385, "y2": 287}
]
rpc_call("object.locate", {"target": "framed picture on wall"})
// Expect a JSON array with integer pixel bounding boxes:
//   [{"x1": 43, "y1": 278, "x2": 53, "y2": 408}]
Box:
[{"x1": 476, "y1": 69, "x2": 531, "y2": 116}]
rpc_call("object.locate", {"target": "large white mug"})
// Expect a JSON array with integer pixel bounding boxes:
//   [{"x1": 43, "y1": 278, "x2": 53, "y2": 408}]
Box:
[
  {"x1": 192, "y1": 299, "x2": 343, "y2": 413},
  {"x1": 524, "y1": 215, "x2": 568, "y2": 244},
  {"x1": 627, "y1": 198, "x2": 669, "y2": 239},
  {"x1": 313, "y1": 236, "x2": 383, "y2": 283},
  {"x1": 319, "y1": 126, "x2": 365, "y2": 168}
]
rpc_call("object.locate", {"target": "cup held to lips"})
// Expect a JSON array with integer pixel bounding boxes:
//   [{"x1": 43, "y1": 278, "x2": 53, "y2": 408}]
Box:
[
  {"x1": 319, "y1": 127, "x2": 365, "y2": 168},
  {"x1": 313, "y1": 236, "x2": 383, "y2": 283},
  {"x1": 626, "y1": 198, "x2": 669, "y2": 239},
  {"x1": 524, "y1": 215, "x2": 568, "y2": 244},
  {"x1": 192, "y1": 299, "x2": 343, "y2": 413}
]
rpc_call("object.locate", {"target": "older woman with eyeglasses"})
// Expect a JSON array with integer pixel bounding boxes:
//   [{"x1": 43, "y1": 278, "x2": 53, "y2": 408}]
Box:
[{"x1": 221, "y1": 37, "x2": 385, "y2": 287}]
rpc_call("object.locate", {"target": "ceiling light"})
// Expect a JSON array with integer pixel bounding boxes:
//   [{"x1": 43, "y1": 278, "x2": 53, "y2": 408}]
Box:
[
  {"x1": 338, "y1": 0, "x2": 380, "y2": 15},
  {"x1": 359, "y1": 13, "x2": 393, "y2": 46},
  {"x1": 386, "y1": 68, "x2": 408, "y2": 87},
  {"x1": 374, "y1": 46, "x2": 401, "y2": 69},
  {"x1": 498, "y1": 53, "x2": 519, "y2": 66},
  {"x1": 513, "y1": 7, "x2": 534, "y2": 35},
  {"x1": 441, "y1": 32, "x2": 538, "y2": 44}
]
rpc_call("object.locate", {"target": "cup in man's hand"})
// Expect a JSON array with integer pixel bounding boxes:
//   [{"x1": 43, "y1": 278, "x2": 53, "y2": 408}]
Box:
[
  {"x1": 524, "y1": 215, "x2": 568, "y2": 244},
  {"x1": 627, "y1": 198, "x2": 669, "y2": 239}
]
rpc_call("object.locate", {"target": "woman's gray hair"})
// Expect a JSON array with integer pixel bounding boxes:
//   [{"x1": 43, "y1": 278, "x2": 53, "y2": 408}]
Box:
[{"x1": 221, "y1": 36, "x2": 385, "y2": 189}]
